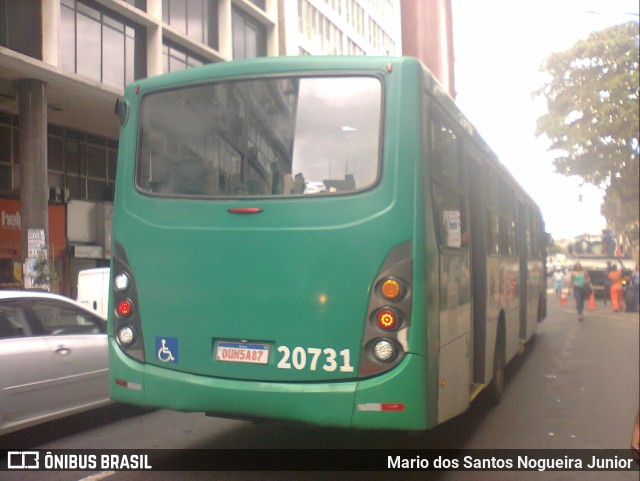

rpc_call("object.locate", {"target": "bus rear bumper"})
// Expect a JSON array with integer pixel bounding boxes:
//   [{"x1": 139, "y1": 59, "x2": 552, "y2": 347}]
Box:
[{"x1": 109, "y1": 340, "x2": 430, "y2": 430}]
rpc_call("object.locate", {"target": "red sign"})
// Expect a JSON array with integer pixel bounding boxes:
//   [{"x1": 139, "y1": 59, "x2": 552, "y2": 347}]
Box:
[{"x1": 0, "y1": 199, "x2": 66, "y2": 258}]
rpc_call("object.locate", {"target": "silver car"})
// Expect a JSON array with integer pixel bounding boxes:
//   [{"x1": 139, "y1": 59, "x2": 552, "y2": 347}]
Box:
[{"x1": 0, "y1": 290, "x2": 110, "y2": 435}]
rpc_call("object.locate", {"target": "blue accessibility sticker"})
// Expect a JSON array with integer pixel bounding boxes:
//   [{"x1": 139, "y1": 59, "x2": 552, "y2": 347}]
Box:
[{"x1": 156, "y1": 336, "x2": 178, "y2": 363}]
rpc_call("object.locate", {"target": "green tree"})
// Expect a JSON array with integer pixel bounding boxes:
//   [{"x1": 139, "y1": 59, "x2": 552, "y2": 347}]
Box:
[{"x1": 535, "y1": 21, "x2": 639, "y2": 247}]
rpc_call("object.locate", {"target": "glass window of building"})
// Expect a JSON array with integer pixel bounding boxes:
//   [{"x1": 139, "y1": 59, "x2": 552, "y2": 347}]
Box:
[
  {"x1": 162, "y1": 0, "x2": 219, "y2": 50},
  {"x1": 60, "y1": 0, "x2": 145, "y2": 90},
  {"x1": 124, "y1": 0, "x2": 147, "y2": 9},
  {"x1": 0, "y1": 1, "x2": 41, "y2": 56},
  {"x1": 0, "y1": 115, "x2": 13, "y2": 195},
  {"x1": 347, "y1": 39, "x2": 364, "y2": 55},
  {"x1": 232, "y1": 8, "x2": 267, "y2": 59},
  {"x1": 162, "y1": 41, "x2": 208, "y2": 72},
  {"x1": 66, "y1": 133, "x2": 115, "y2": 202},
  {"x1": 298, "y1": 0, "x2": 343, "y2": 54},
  {"x1": 0, "y1": 112, "x2": 115, "y2": 202},
  {"x1": 346, "y1": 0, "x2": 365, "y2": 37},
  {"x1": 0, "y1": 1, "x2": 9, "y2": 49},
  {"x1": 246, "y1": 0, "x2": 266, "y2": 10}
]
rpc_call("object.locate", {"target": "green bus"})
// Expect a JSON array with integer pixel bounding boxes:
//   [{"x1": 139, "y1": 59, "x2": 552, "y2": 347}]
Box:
[{"x1": 109, "y1": 56, "x2": 546, "y2": 430}]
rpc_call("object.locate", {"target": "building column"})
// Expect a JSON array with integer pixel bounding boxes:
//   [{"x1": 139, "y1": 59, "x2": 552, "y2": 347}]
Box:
[
  {"x1": 18, "y1": 79, "x2": 49, "y2": 285},
  {"x1": 42, "y1": 0, "x2": 61, "y2": 67},
  {"x1": 400, "y1": 0, "x2": 456, "y2": 99},
  {"x1": 218, "y1": 0, "x2": 233, "y2": 60},
  {"x1": 146, "y1": 0, "x2": 164, "y2": 77}
]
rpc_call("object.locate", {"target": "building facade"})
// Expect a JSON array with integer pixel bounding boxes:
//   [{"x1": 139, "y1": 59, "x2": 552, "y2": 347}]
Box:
[
  {"x1": 0, "y1": 0, "x2": 425, "y2": 296},
  {"x1": 279, "y1": 0, "x2": 401, "y2": 56}
]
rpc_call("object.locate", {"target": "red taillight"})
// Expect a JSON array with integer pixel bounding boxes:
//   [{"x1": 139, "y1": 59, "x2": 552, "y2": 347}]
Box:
[
  {"x1": 376, "y1": 308, "x2": 398, "y2": 331},
  {"x1": 116, "y1": 299, "x2": 133, "y2": 317}
]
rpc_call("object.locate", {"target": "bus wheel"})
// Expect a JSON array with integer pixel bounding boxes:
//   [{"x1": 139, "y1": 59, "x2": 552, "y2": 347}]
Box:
[{"x1": 487, "y1": 329, "x2": 505, "y2": 404}]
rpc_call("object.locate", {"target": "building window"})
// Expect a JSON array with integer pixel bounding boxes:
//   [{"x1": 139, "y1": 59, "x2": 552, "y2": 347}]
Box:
[
  {"x1": 60, "y1": 0, "x2": 145, "y2": 90},
  {"x1": 0, "y1": 112, "x2": 17, "y2": 196},
  {"x1": 0, "y1": 112, "x2": 116, "y2": 202},
  {"x1": 0, "y1": 0, "x2": 6, "y2": 49},
  {"x1": 0, "y1": 0, "x2": 41, "y2": 57},
  {"x1": 124, "y1": 0, "x2": 147, "y2": 9},
  {"x1": 246, "y1": 0, "x2": 266, "y2": 10},
  {"x1": 346, "y1": 0, "x2": 364, "y2": 37},
  {"x1": 368, "y1": 17, "x2": 395, "y2": 56},
  {"x1": 347, "y1": 39, "x2": 364, "y2": 55},
  {"x1": 162, "y1": 0, "x2": 219, "y2": 50},
  {"x1": 63, "y1": 132, "x2": 117, "y2": 202},
  {"x1": 298, "y1": 0, "x2": 343, "y2": 54},
  {"x1": 232, "y1": 8, "x2": 267, "y2": 59},
  {"x1": 162, "y1": 41, "x2": 208, "y2": 72}
]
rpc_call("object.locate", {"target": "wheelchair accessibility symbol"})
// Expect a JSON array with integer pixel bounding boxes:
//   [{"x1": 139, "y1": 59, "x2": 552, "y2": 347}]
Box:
[{"x1": 156, "y1": 337, "x2": 178, "y2": 363}]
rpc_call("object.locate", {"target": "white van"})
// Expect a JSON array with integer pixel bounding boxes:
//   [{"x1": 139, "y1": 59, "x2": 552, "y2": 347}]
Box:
[{"x1": 77, "y1": 268, "x2": 110, "y2": 319}]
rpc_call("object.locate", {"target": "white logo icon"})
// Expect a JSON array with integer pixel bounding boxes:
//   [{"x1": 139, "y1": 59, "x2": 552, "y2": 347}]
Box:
[
  {"x1": 157, "y1": 339, "x2": 175, "y2": 362},
  {"x1": 8, "y1": 451, "x2": 39, "y2": 469}
]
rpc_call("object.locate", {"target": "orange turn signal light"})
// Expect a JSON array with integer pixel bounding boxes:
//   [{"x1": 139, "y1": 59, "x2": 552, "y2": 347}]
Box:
[{"x1": 381, "y1": 278, "x2": 402, "y2": 301}]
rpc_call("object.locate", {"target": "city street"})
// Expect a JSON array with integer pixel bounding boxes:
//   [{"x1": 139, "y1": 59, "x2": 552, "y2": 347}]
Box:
[{"x1": 1, "y1": 291, "x2": 638, "y2": 481}]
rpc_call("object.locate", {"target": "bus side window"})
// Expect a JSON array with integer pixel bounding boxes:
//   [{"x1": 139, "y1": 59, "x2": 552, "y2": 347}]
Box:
[{"x1": 430, "y1": 117, "x2": 467, "y2": 248}]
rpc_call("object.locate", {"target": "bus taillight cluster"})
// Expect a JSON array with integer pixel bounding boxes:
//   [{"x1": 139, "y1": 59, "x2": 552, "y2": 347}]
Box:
[
  {"x1": 112, "y1": 242, "x2": 145, "y2": 362},
  {"x1": 359, "y1": 242, "x2": 413, "y2": 375}
]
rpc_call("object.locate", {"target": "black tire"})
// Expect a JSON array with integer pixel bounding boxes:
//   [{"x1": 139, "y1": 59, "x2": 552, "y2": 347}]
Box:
[{"x1": 487, "y1": 328, "x2": 505, "y2": 405}]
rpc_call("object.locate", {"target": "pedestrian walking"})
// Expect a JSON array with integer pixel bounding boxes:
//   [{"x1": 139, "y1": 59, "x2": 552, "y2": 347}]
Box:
[
  {"x1": 608, "y1": 264, "x2": 623, "y2": 312},
  {"x1": 569, "y1": 262, "x2": 589, "y2": 321},
  {"x1": 552, "y1": 269, "x2": 565, "y2": 297}
]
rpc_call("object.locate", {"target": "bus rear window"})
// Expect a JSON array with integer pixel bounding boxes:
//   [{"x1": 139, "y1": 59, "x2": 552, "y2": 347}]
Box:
[{"x1": 136, "y1": 76, "x2": 382, "y2": 198}]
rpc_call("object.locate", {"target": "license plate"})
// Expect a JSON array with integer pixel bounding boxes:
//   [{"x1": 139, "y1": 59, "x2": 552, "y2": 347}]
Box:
[{"x1": 215, "y1": 341, "x2": 270, "y2": 364}]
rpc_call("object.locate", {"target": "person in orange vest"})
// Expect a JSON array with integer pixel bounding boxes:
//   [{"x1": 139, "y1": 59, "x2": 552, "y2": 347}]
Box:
[{"x1": 608, "y1": 264, "x2": 624, "y2": 312}]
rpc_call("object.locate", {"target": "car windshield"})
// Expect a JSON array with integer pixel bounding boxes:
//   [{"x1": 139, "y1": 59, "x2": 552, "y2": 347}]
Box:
[{"x1": 136, "y1": 76, "x2": 382, "y2": 198}]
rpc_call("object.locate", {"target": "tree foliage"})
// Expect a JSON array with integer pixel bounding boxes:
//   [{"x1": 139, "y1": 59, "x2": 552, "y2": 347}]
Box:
[{"x1": 535, "y1": 21, "x2": 639, "y2": 243}]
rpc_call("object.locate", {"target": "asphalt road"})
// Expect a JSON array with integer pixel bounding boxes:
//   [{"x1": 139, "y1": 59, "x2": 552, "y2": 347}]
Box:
[{"x1": 1, "y1": 292, "x2": 638, "y2": 481}]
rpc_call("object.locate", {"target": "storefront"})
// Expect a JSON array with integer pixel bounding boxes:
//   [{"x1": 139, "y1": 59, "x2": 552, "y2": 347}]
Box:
[
  {"x1": 0, "y1": 198, "x2": 66, "y2": 292},
  {"x1": 0, "y1": 198, "x2": 111, "y2": 297}
]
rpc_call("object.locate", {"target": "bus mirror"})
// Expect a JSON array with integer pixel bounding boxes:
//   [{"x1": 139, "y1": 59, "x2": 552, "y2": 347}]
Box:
[{"x1": 115, "y1": 98, "x2": 129, "y2": 125}]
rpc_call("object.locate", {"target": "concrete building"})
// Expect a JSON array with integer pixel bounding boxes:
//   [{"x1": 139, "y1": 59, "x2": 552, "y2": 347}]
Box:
[
  {"x1": 279, "y1": 0, "x2": 401, "y2": 56},
  {"x1": 0, "y1": 0, "x2": 447, "y2": 296}
]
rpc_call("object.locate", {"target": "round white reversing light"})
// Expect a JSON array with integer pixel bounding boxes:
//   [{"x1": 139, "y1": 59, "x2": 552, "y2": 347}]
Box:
[{"x1": 373, "y1": 339, "x2": 395, "y2": 362}]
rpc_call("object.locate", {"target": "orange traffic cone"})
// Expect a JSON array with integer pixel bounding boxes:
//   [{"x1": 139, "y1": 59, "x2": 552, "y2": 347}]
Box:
[
  {"x1": 560, "y1": 291, "x2": 568, "y2": 305},
  {"x1": 587, "y1": 292, "x2": 597, "y2": 310}
]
